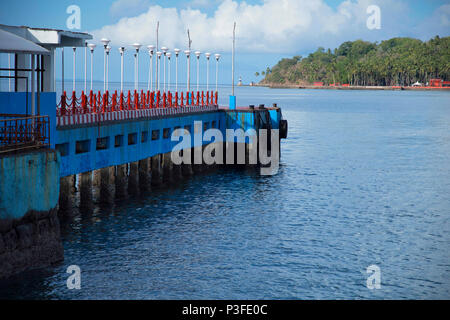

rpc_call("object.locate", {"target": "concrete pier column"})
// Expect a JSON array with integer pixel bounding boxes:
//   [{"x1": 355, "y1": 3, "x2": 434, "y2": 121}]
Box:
[
  {"x1": 181, "y1": 148, "x2": 193, "y2": 176},
  {"x1": 139, "y1": 158, "x2": 151, "y2": 192},
  {"x1": 100, "y1": 166, "x2": 115, "y2": 204},
  {"x1": 151, "y1": 155, "x2": 162, "y2": 186},
  {"x1": 115, "y1": 164, "x2": 128, "y2": 199},
  {"x1": 92, "y1": 169, "x2": 101, "y2": 188},
  {"x1": 162, "y1": 152, "x2": 173, "y2": 183},
  {"x1": 128, "y1": 161, "x2": 140, "y2": 195},
  {"x1": 58, "y1": 176, "x2": 73, "y2": 212},
  {"x1": 80, "y1": 171, "x2": 93, "y2": 210}
]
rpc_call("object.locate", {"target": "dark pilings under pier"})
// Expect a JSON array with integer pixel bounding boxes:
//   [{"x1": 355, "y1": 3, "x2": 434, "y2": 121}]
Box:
[
  {"x1": 115, "y1": 164, "x2": 128, "y2": 199},
  {"x1": 162, "y1": 152, "x2": 173, "y2": 183},
  {"x1": 139, "y1": 158, "x2": 151, "y2": 192},
  {"x1": 100, "y1": 166, "x2": 115, "y2": 204},
  {"x1": 128, "y1": 161, "x2": 140, "y2": 195},
  {"x1": 58, "y1": 175, "x2": 73, "y2": 212},
  {"x1": 80, "y1": 171, "x2": 93, "y2": 210},
  {"x1": 151, "y1": 155, "x2": 162, "y2": 186}
]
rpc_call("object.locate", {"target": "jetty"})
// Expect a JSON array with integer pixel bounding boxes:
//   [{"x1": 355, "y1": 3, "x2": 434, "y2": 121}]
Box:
[{"x1": 0, "y1": 25, "x2": 287, "y2": 279}]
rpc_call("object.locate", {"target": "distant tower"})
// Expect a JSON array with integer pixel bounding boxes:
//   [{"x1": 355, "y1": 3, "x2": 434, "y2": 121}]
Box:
[{"x1": 238, "y1": 76, "x2": 243, "y2": 86}]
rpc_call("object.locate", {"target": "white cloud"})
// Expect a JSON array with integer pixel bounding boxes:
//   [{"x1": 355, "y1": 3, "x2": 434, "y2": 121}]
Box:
[
  {"x1": 110, "y1": 0, "x2": 151, "y2": 21},
  {"x1": 91, "y1": 0, "x2": 439, "y2": 54}
]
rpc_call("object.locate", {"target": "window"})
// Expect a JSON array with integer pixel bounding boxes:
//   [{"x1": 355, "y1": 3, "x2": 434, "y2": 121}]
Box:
[
  {"x1": 115, "y1": 135, "x2": 124, "y2": 147},
  {"x1": 152, "y1": 129, "x2": 160, "y2": 140},
  {"x1": 75, "y1": 140, "x2": 90, "y2": 154},
  {"x1": 96, "y1": 137, "x2": 109, "y2": 150},
  {"x1": 128, "y1": 133, "x2": 137, "y2": 145},
  {"x1": 163, "y1": 128, "x2": 171, "y2": 139}
]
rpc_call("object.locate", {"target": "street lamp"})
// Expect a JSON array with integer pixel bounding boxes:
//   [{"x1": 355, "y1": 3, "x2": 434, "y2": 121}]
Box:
[
  {"x1": 195, "y1": 51, "x2": 201, "y2": 92},
  {"x1": 174, "y1": 48, "x2": 180, "y2": 92},
  {"x1": 156, "y1": 51, "x2": 162, "y2": 91},
  {"x1": 105, "y1": 45, "x2": 111, "y2": 91},
  {"x1": 101, "y1": 38, "x2": 110, "y2": 92},
  {"x1": 132, "y1": 43, "x2": 142, "y2": 91},
  {"x1": 205, "y1": 52, "x2": 211, "y2": 91},
  {"x1": 184, "y1": 50, "x2": 191, "y2": 93},
  {"x1": 166, "y1": 52, "x2": 171, "y2": 92},
  {"x1": 161, "y1": 46, "x2": 168, "y2": 92},
  {"x1": 84, "y1": 41, "x2": 87, "y2": 92},
  {"x1": 87, "y1": 43, "x2": 96, "y2": 91},
  {"x1": 72, "y1": 47, "x2": 76, "y2": 91},
  {"x1": 147, "y1": 45, "x2": 155, "y2": 91},
  {"x1": 215, "y1": 53, "x2": 221, "y2": 93},
  {"x1": 118, "y1": 47, "x2": 126, "y2": 93}
]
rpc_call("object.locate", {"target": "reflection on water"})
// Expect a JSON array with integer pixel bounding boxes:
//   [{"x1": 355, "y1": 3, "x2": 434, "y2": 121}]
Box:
[{"x1": 1, "y1": 86, "x2": 449, "y2": 299}]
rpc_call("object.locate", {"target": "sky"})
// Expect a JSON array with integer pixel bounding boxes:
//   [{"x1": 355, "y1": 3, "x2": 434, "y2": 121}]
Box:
[{"x1": 0, "y1": 0, "x2": 449, "y2": 86}]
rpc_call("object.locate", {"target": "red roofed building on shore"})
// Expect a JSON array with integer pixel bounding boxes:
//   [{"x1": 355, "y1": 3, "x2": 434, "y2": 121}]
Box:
[{"x1": 430, "y1": 79, "x2": 443, "y2": 87}]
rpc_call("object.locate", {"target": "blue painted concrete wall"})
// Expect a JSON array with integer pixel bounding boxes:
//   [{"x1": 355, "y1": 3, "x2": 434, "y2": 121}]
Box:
[
  {"x1": 55, "y1": 108, "x2": 282, "y2": 177},
  {"x1": 56, "y1": 112, "x2": 225, "y2": 177},
  {"x1": 0, "y1": 149, "x2": 60, "y2": 220},
  {"x1": 0, "y1": 92, "x2": 57, "y2": 148}
]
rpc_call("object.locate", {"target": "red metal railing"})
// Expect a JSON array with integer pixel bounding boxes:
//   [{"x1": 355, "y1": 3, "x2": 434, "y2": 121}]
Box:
[
  {"x1": 57, "y1": 90, "x2": 219, "y2": 116},
  {"x1": 0, "y1": 114, "x2": 50, "y2": 153}
]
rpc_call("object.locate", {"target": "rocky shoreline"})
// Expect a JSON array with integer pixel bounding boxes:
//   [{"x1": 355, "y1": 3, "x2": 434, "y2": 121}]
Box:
[{"x1": 0, "y1": 208, "x2": 64, "y2": 279}]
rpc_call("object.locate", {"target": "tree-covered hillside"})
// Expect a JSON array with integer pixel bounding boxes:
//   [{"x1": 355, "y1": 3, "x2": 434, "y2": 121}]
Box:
[{"x1": 260, "y1": 36, "x2": 450, "y2": 86}]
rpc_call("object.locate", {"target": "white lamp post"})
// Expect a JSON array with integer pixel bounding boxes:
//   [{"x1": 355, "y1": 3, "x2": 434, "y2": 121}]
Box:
[
  {"x1": 174, "y1": 48, "x2": 180, "y2": 92},
  {"x1": 205, "y1": 52, "x2": 211, "y2": 91},
  {"x1": 132, "y1": 43, "x2": 142, "y2": 91},
  {"x1": 118, "y1": 47, "x2": 125, "y2": 93},
  {"x1": 156, "y1": 51, "x2": 162, "y2": 91},
  {"x1": 87, "y1": 43, "x2": 96, "y2": 91},
  {"x1": 84, "y1": 41, "x2": 87, "y2": 92},
  {"x1": 61, "y1": 47, "x2": 64, "y2": 93},
  {"x1": 161, "y1": 46, "x2": 168, "y2": 92},
  {"x1": 101, "y1": 38, "x2": 110, "y2": 92},
  {"x1": 72, "y1": 47, "x2": 76, "y2": 92},
  {"x1": 215, "y1": 53, "x2": 221, "y2": 93},
  {"x1": 147, "y1": 45, "x2": 155, "y2": 91},
  {"x1": 185, "y1": 50, "x2": 191, "y2": 92},
  {"x1": 166, "y1": 52, "x2": 171, "y2": 91},
  {"x1": 195, "y1": 51, "x2": 201, "y2": 92},
  {"x1": 106, "y1": 45, "x2": 111, "y2": 91}
]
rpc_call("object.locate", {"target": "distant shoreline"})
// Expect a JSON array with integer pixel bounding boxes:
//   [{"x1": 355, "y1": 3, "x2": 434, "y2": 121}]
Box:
[{"x1": 248, "y1": 83, "x2": 450, "y2": 91}]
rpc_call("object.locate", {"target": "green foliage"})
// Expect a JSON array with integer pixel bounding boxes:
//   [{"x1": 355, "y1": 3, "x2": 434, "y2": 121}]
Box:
[{"x1": 261, "y1": 36, "x2": 450, "y2": 86}]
